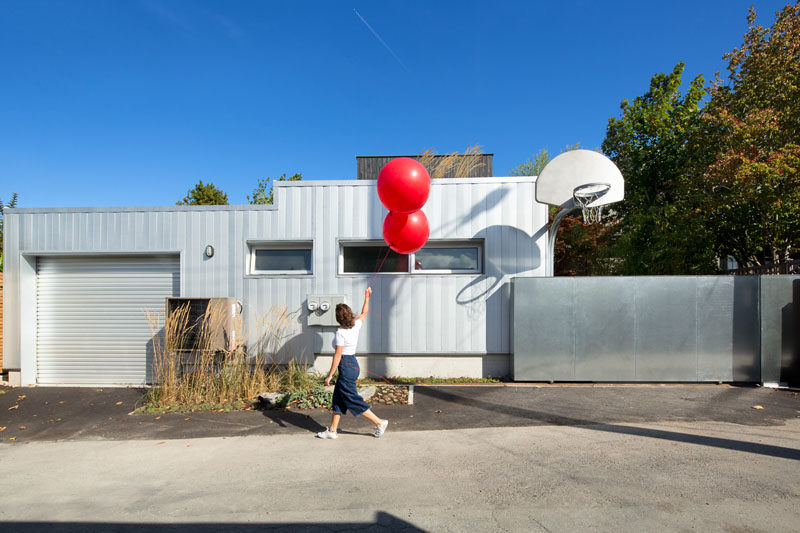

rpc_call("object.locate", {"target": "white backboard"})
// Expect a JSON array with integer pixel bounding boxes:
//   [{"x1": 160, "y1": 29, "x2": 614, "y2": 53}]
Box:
[{"x1": 535, "y1": 149, "x2": 624, "y2": 208}]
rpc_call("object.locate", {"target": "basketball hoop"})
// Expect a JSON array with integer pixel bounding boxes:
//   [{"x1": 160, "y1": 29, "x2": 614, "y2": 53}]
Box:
[{"x1": 573, "y1": 183, "x2": 611, "y2": 224}]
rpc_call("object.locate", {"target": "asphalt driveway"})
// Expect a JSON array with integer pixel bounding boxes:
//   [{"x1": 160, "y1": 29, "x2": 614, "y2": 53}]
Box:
[{"x1": 1, "y1": 384, "x2": 798, "y2": 444}]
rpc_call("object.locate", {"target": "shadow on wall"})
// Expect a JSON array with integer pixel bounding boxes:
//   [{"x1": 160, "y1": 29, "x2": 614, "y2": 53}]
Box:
[{"x1": 456, "y1": 224, "x2": 546, "y2": 306}]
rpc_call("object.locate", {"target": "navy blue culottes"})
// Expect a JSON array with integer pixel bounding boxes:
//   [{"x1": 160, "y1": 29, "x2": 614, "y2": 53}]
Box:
[{"x1": 332, "y1": 355, "x2": 371, "y2": 417}]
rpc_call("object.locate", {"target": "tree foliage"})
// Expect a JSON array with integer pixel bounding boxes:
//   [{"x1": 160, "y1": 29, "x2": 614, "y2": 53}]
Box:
[
  {"x1": 602, "y1": 63, "x2": 718, "y2": 274},
  {"x1": 0, "y1": 192, "x2": 19, "y2": 272},
  {"x1": 248, "y1": 173, "x2": 302, "y2": 205},
  {"x1": 177, "y1": 180, "x2": 229, "y2": 206},
  {"x1": 602, "y1": 3, "x2": 800, "y2": 273},
  {"x1": 696, "y1": 3, "x2": 800, "y2": 265}
]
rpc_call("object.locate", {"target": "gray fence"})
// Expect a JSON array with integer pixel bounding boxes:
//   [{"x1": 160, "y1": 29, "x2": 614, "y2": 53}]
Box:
[{"x1": 512, "y1": 276, "x2": 799, "y2": 383}]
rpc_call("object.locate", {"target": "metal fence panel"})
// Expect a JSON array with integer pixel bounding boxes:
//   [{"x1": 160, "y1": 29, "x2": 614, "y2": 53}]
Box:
[
  {"x1": 512, "y1": 277, "x2": 574, "y2": 380},
  {"x1": 513, "y1": 276, "x2": 763, "y2": 382},
  {"x1": 634, "y1": 277, "x2": 697, "y2": 381},
  {"x1": 575, "y1": 277, "x2": 635, "y2": 381}
]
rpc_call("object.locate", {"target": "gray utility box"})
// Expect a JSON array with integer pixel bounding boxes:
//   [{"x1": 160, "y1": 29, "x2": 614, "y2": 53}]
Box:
[{"x1": 307, "y1": 295, "x2": 346, "y2": 326}]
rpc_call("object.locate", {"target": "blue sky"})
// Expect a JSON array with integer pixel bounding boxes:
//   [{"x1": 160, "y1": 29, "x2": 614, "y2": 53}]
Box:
[{"x1": 0, "y1": 0, "x2": 788, "y2": 207}]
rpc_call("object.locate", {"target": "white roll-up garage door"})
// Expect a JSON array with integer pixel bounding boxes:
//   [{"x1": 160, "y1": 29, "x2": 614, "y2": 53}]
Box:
[{"x1": 36, "y1": 255, "x2": 180, "y2": 385}]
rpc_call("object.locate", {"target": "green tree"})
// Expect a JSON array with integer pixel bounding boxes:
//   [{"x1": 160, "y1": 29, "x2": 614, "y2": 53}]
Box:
[
  {"x1": 177, "y1": 180, "x2": 229, "y2": 205},
  {"x1": 602, "y1": 63, "x2": 717, "y2": 274},
  {"x1": 511, "y1": 145, "x2": 613, "y2": 275},
  {"x1": 1, "y1": 192, "x2": 19, "y2": 272},
  {"x1": 248, "y1": 173, "x2": 302, "y2": 205},
  {"x1": 696, "y1": 3, "x2": 800, "y2": 266}
]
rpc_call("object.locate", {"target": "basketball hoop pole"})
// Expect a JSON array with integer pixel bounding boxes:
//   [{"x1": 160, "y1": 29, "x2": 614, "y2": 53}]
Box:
[{"x1": 547, "y1": 206, "x2": 579, "y2": 276}]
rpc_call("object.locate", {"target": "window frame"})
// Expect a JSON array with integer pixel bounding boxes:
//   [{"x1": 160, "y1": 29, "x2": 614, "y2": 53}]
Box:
[
  {"x1": 247, "y1": 240, "x2": 314, "y2": 276},
  {"x1": 337, "y1": 239, "x2": 484, "y2": 276},
  {"x1": 411, "y1": 240, "x2": 484, "y2": 275}
]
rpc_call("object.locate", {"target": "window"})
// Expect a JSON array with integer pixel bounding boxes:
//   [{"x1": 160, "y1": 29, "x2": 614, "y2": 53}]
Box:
[
  {"x1": 338, "y1": 240, "x2": 483, "y2": 275},
  {"x1": 341, "y1": 244, "x2": 408, "y2": 273},
  {"x1": 413, "y1": 242, "x2": 482, "y2": 274},
  {"x1": 249, "y1": 242, "x2": 312, "y2": 274}
]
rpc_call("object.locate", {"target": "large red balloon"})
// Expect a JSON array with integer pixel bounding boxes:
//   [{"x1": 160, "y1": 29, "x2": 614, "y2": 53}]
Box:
[
  {"x1": 382, "y1": 210, "x2": 430, "y2": 254},
  {"x1": 377, "y1": 157, "x2": 431, "y2": 213}
]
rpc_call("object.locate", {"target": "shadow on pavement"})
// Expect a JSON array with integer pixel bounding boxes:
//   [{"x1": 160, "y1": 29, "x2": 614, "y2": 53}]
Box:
[
  {"x1": 1, "y1": 511, "x2": 423, "y2": 532},
  {"x1": 259, "y1": 408, "x2": 326, "y2": 433},
  {"x1": 422, "y1": 387, "x2": 800, "y2": 461}
]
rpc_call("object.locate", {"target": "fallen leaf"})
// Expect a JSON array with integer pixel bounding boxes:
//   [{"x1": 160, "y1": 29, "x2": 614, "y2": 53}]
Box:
[
  {"x1": 8, "y1": 405, "x2": 18, "y2": 410},
  {"x1": 58, "y1": 400, "x2": 66, "y2": 404},
  {"x1": 184, "y1": 418, "x2": 191, "y2": 421},
  {"x1": 9, "y1": 437, "x2": 16, "y2": 441},
  {"x1": 108, "y1": 417, "x2": 113, "y2": 421},
  {"x1": 0, "y1": 427, "x2": 6, "y2": 431},
  {"x1": 18, "y1": 426, "x2": 26, "y2": 430},
  {"x1": 154, "y1": 416, "x2": 161, "y2": 420},
  {"x1": 752, "y1": 405, "x2": 764, "y2": 410},
  {"x1": 115, "y1": 402, "x2": 123, "y2": 405},
  {"x1": 155, "y1": 441, "x2": 166, "y2": 445},
  {"x1": 17, "y1": 395, "x2": 26, "y2": 401}
]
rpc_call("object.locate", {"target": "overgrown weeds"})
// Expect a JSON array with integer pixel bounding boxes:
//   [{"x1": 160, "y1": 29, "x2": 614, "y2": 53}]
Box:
[
  {"x1": 142, "y1": 302, "x2": 322, "y2": 412},
  {"x1": 418, "y1": 145, "x2": 486, "y2": 178}
]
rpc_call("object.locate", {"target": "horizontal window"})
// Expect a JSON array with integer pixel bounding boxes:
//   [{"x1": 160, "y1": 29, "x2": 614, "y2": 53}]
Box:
[
  {"x1": 341, "y1": 244, "x2": 408, "y2": 273},
  {"x1": 339, "y1": 240, "x2": 483, "y2": 275},
  {"x1": 249, "y1": 242, "x2": 312, "y2": 274},
  {"x1": 413, "y1": 242, "x2": 482, "y2": 273},
  {"x1": 414, "y1": 246, "x2": 481, "y2": 272}
]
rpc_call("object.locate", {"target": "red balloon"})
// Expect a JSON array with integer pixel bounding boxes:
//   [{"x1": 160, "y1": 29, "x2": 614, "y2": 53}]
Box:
[
  {"x1": 377, "y1": 157, "x2": 431, "y2": 213},
  {"x1": 382, "y1": 210, "x2": 430, "y2": 254}
]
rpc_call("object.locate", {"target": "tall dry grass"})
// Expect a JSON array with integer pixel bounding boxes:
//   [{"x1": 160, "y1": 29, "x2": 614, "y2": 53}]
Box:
[
  {"x1": 418, "y1": 144, "x2": 485, "y2": 178},
  {"x1": 145, "y1": 302, "x2": 319, "y2": 408}
]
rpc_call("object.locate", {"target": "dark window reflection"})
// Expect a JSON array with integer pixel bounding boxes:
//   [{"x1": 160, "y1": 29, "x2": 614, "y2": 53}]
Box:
[
  {"x1": 343, "y1": 246, "x2": 408, "y2": 273},
  {"x1": 254, "y1": 249, "x2": 311, "y2": 271}
]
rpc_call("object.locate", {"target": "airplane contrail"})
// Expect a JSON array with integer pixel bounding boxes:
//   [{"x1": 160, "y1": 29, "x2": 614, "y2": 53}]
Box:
[{"x1": 353, "y1": 8, "x2": 409, "y2": 71}]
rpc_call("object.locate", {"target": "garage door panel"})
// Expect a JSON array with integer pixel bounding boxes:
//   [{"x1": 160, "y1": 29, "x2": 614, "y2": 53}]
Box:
[{"x1": 36, "y1": 256, "x2": 179, "y2": 385}]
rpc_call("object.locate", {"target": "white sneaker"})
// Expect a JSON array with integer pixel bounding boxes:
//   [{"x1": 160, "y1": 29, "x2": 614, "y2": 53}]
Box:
[
  {"x1": 316, "y1": 427, "x2": 338, "y2": 439},
  {"x1": 374, "y1": 419, "x2": 388, "y2": 438}
]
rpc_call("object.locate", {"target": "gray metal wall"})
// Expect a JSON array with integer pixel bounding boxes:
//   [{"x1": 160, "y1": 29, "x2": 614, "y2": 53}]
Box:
[
  {"x1": 357, "y1": 155, "x2": 494, "y2": 180},
  {"x1": 512, "y1": 276, "x2": 763, "y2": 382},
  {"x1": 3, "y1": 177, "x2": 547, "y2": 378}
]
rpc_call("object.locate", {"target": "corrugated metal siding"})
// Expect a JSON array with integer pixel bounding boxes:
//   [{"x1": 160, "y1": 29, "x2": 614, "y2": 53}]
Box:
[
  {"x1": 4, "y1": 178, "x2": 546, "y2": 381},
  {"x1": 36, "y1": 256, "x2": 179, "y2": 384},
  {"x1": 357, "y1": 155, "x2": 494, "y2": 180}
]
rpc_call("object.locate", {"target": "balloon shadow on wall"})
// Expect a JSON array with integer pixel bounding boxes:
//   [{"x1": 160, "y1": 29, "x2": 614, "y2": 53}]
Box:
[{"x1": 456, "y1": 224, "x2": 547, "y2": 307}]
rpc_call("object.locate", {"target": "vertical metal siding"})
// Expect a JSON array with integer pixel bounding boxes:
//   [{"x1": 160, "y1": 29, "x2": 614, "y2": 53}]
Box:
[
  {"x1": 4, "y1": 177, "x2": 546, "y2": 381},
  {"x1": 36, "y1": 255, "x2": 179, "y2": 384}
]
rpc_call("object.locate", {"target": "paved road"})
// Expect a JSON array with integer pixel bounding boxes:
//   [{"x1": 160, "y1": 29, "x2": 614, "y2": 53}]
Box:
[
  {"x1": 2, "y1": 384, "x2": 799, "y2": 442},
  {"x1": 1, "y1": 421, "x2": 799, "y2": 531},
  {"x1": 2, "y1": 385, "x2": 799, "y2": 531}
]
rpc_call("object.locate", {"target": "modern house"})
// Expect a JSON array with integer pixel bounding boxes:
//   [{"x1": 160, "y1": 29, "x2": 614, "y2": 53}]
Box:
[{"x1": 2, "y1": 176, "x2": 547, "y2": 386}]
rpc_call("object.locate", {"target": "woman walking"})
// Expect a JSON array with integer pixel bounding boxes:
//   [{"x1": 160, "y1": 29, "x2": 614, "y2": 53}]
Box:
[{"x1": 317, "y1": 287, "x2": 388, "y2": 439}]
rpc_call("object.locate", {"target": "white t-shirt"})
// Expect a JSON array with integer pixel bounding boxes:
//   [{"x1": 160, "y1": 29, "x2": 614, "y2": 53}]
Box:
[{"x1": 334, "y1": 319, "x2": 363, "y2": 355}]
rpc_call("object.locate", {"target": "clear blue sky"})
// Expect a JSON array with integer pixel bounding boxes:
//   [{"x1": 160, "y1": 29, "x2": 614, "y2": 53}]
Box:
[{"x1": 0, "y1": 0, "x2": 789, "y2": 207}]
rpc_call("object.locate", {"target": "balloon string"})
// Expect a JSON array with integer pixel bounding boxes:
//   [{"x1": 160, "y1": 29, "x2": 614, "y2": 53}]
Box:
[{"x1": 367, "y1": 247, "x2": 391, "y2": 320}]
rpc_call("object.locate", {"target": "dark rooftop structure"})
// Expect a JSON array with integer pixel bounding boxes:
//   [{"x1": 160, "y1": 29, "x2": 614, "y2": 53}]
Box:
[{"x1": 356, "y1": 154, "x2": 493, "y2": 180}]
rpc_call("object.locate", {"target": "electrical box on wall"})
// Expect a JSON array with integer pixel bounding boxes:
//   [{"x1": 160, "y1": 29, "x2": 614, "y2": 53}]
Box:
[{"x1": 307, "y1": 295, "x2": 346, "y2": 326}]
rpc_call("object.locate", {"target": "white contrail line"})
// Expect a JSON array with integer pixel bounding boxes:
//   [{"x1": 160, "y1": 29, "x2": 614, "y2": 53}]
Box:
[{"x1": 353, "y1": 8, "x2": 409, "y2": 71}]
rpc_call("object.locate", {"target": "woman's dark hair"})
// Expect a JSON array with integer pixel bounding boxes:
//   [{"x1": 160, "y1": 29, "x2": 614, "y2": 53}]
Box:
[{"x1": 335, "y1": 303, "x2": 356, "y2": 328}]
